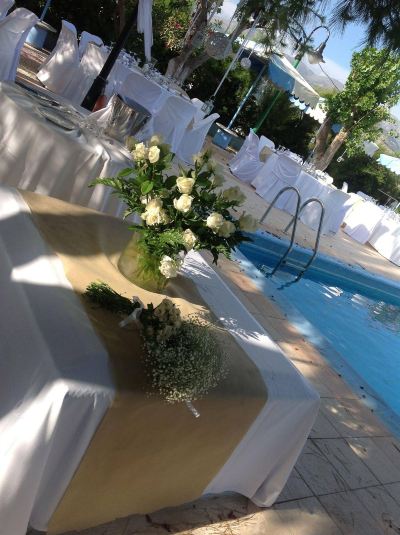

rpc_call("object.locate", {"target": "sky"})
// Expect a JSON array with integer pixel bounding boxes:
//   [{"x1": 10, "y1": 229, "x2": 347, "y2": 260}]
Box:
[{"x1": 220, "y1": 0, "x2": 400, "y2": 119}]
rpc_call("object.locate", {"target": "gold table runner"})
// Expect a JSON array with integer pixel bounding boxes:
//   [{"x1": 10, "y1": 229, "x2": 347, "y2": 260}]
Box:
[{"x1": 21, "y1": 191, "x2": 267, "y2": 534}]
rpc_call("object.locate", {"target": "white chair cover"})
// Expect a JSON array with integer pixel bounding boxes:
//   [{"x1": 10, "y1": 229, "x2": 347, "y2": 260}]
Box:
[
  {"x1": 177, "y1": 112, "x2": 219, "y2": 164},
  {"x1": 63, "y1": 42, "x2": 108, "y2": 105},
  {"x1": 252, "y1": 154, "x2": 301, "y2": 211},
  {"x1": 37, "y1": 20, "x2": 79, "y2": 95},
  {"x1": 369, "y1": 213, "x2": 400, "y2": 266},
  {"x1": 344, "y1": 200, "x2": 384, "y2": 243},
  {"x1": 191, "y1": 97, "x2": 205, "y2": 122},
  {"x1": 0, "y1": 8, "x2": 38, "y2": 81},
  {"x1": 229, "y1": 130, "x2": 265, "y2": 184},
  {"x1": 118, "y1": 71, "x2": 166, "y2": 115},
  {"x1": 321, "y1": 189, "x2": 363, "y2": 235},
  {"x1": 341, "y1": 181, "x2": 348, "y2": 193},
  {"x1": 0, "y1": 0, "x2": 14, "y2": 21},
  {"x1": 140, "y1": 95, "x2": 196, "y2": 153},
  {"x1": 78, "y1": 30, "x2": 103, "y2": 58},
  {"x1": 259, "y1": 135, "x2": 275, "y2": 150}
]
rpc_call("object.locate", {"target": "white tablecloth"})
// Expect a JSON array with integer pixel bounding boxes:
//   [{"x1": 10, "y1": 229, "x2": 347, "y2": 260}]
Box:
[
  {"x1": 252, "y1": 154, "x2": 357, "y2": 234},
  {"x1": 0, "y1": 82, "x2": 132, "y2": 217},
  {"x1": 343, "y1": 199, "x2": 385, "y2": 244},
  {"x1": 368, "y1": 213, "x2": 400, "y2": 266},
  {"x1": 1, "y1": 186, "x2": 319, "y2": 534}
]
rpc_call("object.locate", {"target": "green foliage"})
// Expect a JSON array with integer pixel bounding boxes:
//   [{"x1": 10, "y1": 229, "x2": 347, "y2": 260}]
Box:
[
  {"x1": 327, "y1": 153, "x2": 400, "y2": 201},
  {"x1": 85, "y1": 281, "x2": 139, "y2": 315},
  {"x1": 325, "y1": 48, "x2": 400, "y2": 155},
  {"x1": 331, "y1": 0, "x2": 400, "y2": 51}
]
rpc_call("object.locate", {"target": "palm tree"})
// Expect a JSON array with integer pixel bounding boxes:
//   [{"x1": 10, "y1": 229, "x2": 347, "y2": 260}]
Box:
[{"x1": 331, "y1": 0, "x2": 400, "y2": 50}]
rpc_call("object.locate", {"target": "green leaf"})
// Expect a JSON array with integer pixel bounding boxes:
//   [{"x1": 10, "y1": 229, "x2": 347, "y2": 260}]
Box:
[
  {"x1": 118, "y1": 167, "x2": 135, "y2": 177},
  {"x1": 141, "y1": 181, "x2": 154, "y2": 195},
  {"x1": 164, "y1": 175, "x2": 177, "y2": 189}
]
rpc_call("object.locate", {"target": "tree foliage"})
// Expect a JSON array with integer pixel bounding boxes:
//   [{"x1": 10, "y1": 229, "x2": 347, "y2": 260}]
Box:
[
  {"x1": 327, "y1": 153, "x2": 400, "y2": 201},
  {"x1": 331, "y1": 0, "x2": 400, "y2": 51},
  {"x1": 313, "y1": 47, "x2": 400, "y2": 169}
]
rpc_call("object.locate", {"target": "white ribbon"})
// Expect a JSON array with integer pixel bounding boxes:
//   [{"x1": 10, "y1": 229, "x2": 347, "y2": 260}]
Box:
[
  {"x1": 119, "y1": 297, "x2": 144, "y2": 327},
  {"x1": 137, "y1": 0, "x2": 153, "y2": 62}
]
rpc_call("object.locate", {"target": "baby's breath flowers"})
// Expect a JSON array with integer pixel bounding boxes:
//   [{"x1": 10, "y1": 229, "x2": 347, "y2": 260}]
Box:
[{"x1": 140, "y1": 299, "x2": 228, "y2": 403}]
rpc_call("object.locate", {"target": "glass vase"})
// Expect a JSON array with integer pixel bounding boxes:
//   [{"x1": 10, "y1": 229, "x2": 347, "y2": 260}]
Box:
[{"x1": 118, "y1": 233, "x2": 167, "y2": 293}]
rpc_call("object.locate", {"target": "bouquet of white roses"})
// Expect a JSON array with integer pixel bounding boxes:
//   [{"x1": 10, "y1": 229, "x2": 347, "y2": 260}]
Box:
[{"x1": 92, "y1": 136, "x2": 258, "y2": 290}]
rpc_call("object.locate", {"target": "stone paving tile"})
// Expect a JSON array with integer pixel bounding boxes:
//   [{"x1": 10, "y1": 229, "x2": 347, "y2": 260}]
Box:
[
  {"x1": 273, "y1": 497, "x2": 343, "y2": 535},
  {"x1": 371, "y1": 436, "x2": 400, "y2": 466},
  {"x1": 354, "y1": 486, "x2": 400, "y2": 534},
  {"x1": 385, "y1": 482, "x2": 400, "y2": 504},
  {"x1": 312, "y1": 439, "x2": 379, "y2": 490},
  {"x1": 318, "y1": 490, "x2": 384, "y2": 535},
  {"x1": 294, "y1": 440, "x2": 349, "y2": 495},
  {"x1": 347, "y1": 437, "x2": 400, "y2": 484},
  {"x1": 275, "y1": 468, "x2": 314, "y2": 503},
  {"x1": 310, "y1": 411, "x2": 342, "y2": 439},
  {"x1": 320, "y1": 398, "x2": 390, "y2": 438}
]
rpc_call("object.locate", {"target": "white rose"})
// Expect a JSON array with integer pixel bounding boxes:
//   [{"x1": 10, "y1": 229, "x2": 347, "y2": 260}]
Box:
[
  {"x1": 206, "y1": 212, "x2": 224, "y2": 231},
  {"x1": 146, "y1": 198, "x2": 163, "y2": 211},
  {"x1": 192, "y1": 151, "x2": 205, "y2": 165},
  {"x1": 148, "y1": 145, "x2": 160, "y2": 164},
  {"x1": 182, "y1": 229, "x2": 197, "y2": 250},
  {"x1": 173, "y1": 194, "x2": 193, "y2": 213},
  {"x1": 144, "y1": 211, "x2": 161, "y2": 226},
  {"x1": 159, "y1": 255, "x2": 179, "y2": 278},
  {"x1": 218, "y1": 220, "x2": 236, "y2": 238},
  {"x1": 149, "y1": 134, "x2": 163, "y2": 147},
  {"x1": 239, "y1": 213, "x2": 258, "y2": 232},
  {"x1": 176, "y1": 176, "x2": 195, "y2": 194},
  {"x1": 222, "y1": 186, "x2": 246, "y2": 205},
  {"x1": 132, "y1": 142, "x2": 147, "y2": 161}
]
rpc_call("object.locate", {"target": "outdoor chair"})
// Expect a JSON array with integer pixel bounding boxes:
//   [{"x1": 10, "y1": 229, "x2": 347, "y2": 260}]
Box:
[
  {"x1": 37, "y1": 20, "x2": 79, "y2": 95},
  {"x1": 0, "y1": 8, "x2": 38, "y2": 81},
  {"x1": 118, "y1": 71, "x2": 166, "y2": 116},
  {"x1": 177, "y1": 112, "x2": 220, "y2": 164},
  {"x1": 229, "y1": 129, "x2": 266, "y2": 183},
  {"x1": 78, "y1": 30, "x2": 103, "y2": 58},
  {"x1": 191, "y1": 97, "x2": 205, "y2": 122},
  {"x1": 0, "y1": 0, "x2": 14, "y2": 21}
]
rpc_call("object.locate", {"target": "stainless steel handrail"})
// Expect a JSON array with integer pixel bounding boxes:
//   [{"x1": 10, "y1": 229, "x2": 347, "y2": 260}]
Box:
[
  {"x1": 259, "y1": 186, "x2": 301, "y2": 275},
  {"x1": 284, "y1": 197, "x2": 325, "y2": 281}
]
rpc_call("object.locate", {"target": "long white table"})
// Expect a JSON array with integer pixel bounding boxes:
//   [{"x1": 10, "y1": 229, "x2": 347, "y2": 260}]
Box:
[
  {"x1": 252, "y1": 153, "x2": 358, "y2": 234},
  {"x1": 0, "y1": 82, "x2": 132, "y2": 217},
  {"x1": 344, "y1": 199, "x2": 400, "y2": 266},
  {"x1": 0, "y1": 185, "x2": 319, "y2": 534}
]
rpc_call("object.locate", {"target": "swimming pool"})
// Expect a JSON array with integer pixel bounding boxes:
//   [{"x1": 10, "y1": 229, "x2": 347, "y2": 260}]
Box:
[{"x1": 238, "y1": 231, "x2": 400, "y2": 436}]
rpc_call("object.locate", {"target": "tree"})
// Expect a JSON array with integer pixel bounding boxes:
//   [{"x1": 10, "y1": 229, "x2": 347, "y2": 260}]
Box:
[
  {"x1": 331, "y1": 0, "x2": 400, "y2": 51},
  {"x1": 327, "y1": 153, "x2": 400, "y2": 202},
  {"x1": 165, "y1": 0, "x2": 320, "y2": 83},
  {"x1": 312, "y1": 48, "x2": 400, "y2": 170}
]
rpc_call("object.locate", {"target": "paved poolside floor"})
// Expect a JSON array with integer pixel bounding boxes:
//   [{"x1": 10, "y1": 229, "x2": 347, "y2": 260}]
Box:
[{"x1": 18, "y1": 50, "x2": 400, "y2": 534}]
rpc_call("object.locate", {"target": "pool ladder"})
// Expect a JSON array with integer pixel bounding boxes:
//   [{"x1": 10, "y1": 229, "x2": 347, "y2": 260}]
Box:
[{"x1": 259, "y1": 186, "x2": 325, "y2": 281}]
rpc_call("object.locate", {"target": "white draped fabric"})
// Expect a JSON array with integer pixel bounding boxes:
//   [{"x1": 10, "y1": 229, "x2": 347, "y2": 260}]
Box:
[
  {"x1": 0, "y1": 0, "x2": 14, "y2": 21},
  {"x1": 0, "y1": 82, "x2": 132, "y2": 217},
  {"x1": 137, "y1": 0, "x2": 153, "y2": 62},
  {"x1": 177, "y1": 112, "x2": 220, "y2": 164},
  {"x1": 118, "y1": 70, "x2": 167, "y2": 114},
  {"x1": 37, "y1": 20, "x2": 79, "y2": 95},
  {"x1": 63, "y1": 42, "x2": 108, "y2": 106},
  {"x1": 229, "y1": 130, "x2": 266, "y2": 184},
  {"x1": 0, "y1": 185, "x2": 319, "y2": 534},
  {"x1": 191, "y1": 97, "x2": 206, "y2": 121},
  {"x1": 0, "y1": 186, "x2": 114, "y2": 535},
  {"x1": 0, "y1": 8, "x2": 38, "y2": 81},
  {"x1": 369, "y1": 213, "x2": 400, "y2": 266},
  {"x1": 252, "y1": 153, "x2": 302, "y2": 212},
  {"x1": 343, "y1": 200, "x2": 384, "y2": 244},
  {"x1": 78, "y1": 30, "x2": 103, "y2": 58},
  {"x1": 139, "y1": 94, "x2": 196, "y2": 153}
]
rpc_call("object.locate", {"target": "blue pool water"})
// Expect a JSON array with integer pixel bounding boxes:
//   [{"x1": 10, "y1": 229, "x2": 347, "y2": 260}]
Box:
[{"x1": 238, "y1": 231, "x2": 400, "y2": 435}]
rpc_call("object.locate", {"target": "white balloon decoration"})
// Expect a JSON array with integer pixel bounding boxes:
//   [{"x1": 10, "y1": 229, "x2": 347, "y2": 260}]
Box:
[
  {"x1": 240, "y1": 57, "x2": 251, "y2": 70},
  {"x1": 205, "y1": 31, "x2": 232, "y2": 59}
]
